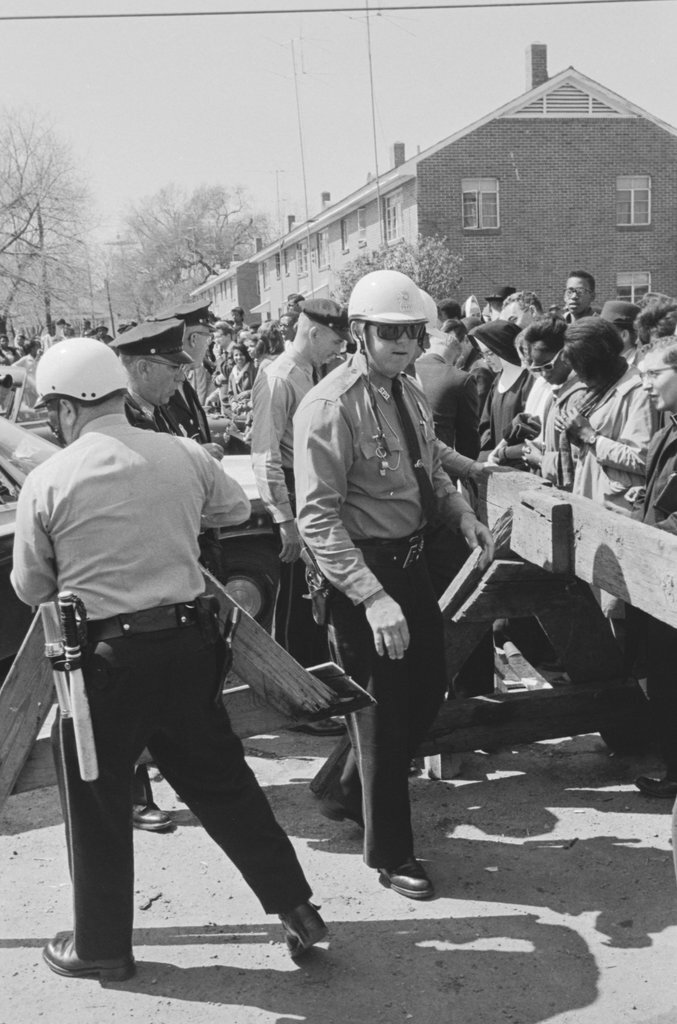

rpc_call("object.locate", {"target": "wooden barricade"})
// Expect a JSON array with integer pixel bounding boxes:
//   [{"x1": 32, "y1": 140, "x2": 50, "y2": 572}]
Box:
[{"x1": 1, "y1": 570, "x2": 370, "y2": 808}]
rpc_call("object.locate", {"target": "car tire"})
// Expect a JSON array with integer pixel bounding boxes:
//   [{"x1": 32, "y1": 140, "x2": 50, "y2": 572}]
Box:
[{"x1": 219, "y1": 538, "x2": 279, "y2": 632}]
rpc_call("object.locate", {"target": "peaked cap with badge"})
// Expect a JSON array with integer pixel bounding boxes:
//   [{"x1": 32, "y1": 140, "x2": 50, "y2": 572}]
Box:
[{"x1": 109, "y1": 319, "x2": 192, "y2": 364}]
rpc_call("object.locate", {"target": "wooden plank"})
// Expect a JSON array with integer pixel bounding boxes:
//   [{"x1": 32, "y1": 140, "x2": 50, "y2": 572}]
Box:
[
  {"x1": 0, "y1": 614, "x2": 54, "y2": 807},
  {"x1": 454, "y1": 581, "x2": 569, "y2": 622},
  {"x1": 443, "y1": 619, "x2": 493, "y2": 680},
  {"x1": 535, "y1": 578, "x2": 624, "y2": 683},
  {"x1": 478, "y1": 473, "x2": 677, "y2": 630},
  {"x1": 511, "y1": 494, "x2": 574, "y2": 575},
  {"x1": 418, "y1": 678, "x2": 645, "y2": 754},
  {"x1": 202, "y1": 568, "x2": 370, "y2": 722},
  {"x1": 475, "y1": 469, "x2": 550, "y2": 532},
  {"x1": 494, "y1": 641, "x2": 552, "y2": 693},
  {"x1": 11, "y1": 735, "x2": 54, "y2": 794},
  {"x1": 439, "y1": 546, "x2": 487, "y2": 621}
]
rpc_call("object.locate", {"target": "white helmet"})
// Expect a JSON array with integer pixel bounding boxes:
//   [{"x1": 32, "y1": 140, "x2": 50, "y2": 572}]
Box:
[
  {"x1": 35, "y1": 338, "x2": 127, "y2": 407},
  {"x1": 418, "y1": 288, "x2": 445, "y2": 341},
  {"x1": 348, "y1": 270, "x2": 427, "y2": 324}
]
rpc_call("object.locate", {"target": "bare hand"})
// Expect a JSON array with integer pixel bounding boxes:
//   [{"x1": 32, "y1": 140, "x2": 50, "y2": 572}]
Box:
[
  {"x1": 522, "y1": 443, "x2": 543, "y2": 469},
  {"x1": 556, "y1": 409, "x2": 594, "y2": 445},
  {"x1": 625, "y1": 485, "x2": 646, "y2": 505},
  {"x1": 459, "y1": 514, "x2": 495, "y2": 570},
  {"x1": 363, "y1": 590, "x2": 410, "y2": 660},
  {"x1": 279, "y1": 520, "x2": 302, "y2": 563}
]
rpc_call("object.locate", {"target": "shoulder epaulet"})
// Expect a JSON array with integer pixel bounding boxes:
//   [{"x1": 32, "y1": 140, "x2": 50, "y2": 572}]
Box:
[{"x1": 309, "y1": 361, "x2": 363, "y2": 403}]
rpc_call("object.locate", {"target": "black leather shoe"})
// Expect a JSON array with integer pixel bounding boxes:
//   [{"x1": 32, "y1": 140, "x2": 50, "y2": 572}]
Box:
[
  {"x1": 635, "y1": 775, "x2": 677, "y2": 799},
  {"x1": 279, "y1": 902, "x2": 328, "y2": 959},
  {"x1": 316, "y1": 796, "x2": 364, "y2": 829},
  {"x1": 43, "y1": 933, "x2": 135, "y2": 981},
  {"x1": 132, "y1": 803, "x2": 173, "y2": 832},
  {"x1": 378, "y1": 859, "x2": 434, "y2": 900}
]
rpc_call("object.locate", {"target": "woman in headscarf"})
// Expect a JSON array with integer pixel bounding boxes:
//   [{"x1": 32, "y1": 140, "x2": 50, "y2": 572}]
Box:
[{"x1": 470, "y1": 319, "x2": 535, "y2": 467}]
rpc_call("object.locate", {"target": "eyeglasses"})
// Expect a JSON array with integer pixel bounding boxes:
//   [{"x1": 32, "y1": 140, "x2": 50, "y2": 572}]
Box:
[
  {"x1": 144, "y1": 356, "x2": 187, "y2": 379},
  {"x1": 639, "y1": 366, "x2": 677, "y2": 381},
  {"x1": 564, "y1": 287, "x2": 590, "y2": 298},
  {"x1": 372, "y1": 323, "x2": 427, "y2": 342},
  {"x1": 528, "y1": 350, "x2": 563, "y2": 374}
]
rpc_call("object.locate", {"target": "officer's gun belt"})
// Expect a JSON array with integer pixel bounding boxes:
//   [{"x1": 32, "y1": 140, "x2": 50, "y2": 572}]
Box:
[
  {"x1": 354, "y1": 529, "x2": 425, "y2": 570},
  {"x1": 88, "y1": 602, "x2": 198, "y2": 642}
]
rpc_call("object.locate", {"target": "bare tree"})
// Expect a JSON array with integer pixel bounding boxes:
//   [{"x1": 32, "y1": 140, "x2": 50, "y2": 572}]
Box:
[
  {"x1": 110, "y1": 183, "x2": 273, "y2": 311},
  {"x1": 0, "y1": 110, "x2": 91, "y2": 336}
]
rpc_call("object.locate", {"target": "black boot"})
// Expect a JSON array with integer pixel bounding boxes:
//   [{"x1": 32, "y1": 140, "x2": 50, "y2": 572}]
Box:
[{"x1": 132, "y1": 764, "x2": 172, "y2": 832}]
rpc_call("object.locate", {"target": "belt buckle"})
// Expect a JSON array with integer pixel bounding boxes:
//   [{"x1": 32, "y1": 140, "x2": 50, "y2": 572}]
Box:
[{"x1": 402, "y1": 535, "x2": 423, "y2": 569}]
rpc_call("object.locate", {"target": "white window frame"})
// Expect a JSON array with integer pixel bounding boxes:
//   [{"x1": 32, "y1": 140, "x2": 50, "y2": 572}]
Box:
[
  {"x1": 297, "y1": 239, "x2": 309, "y2": 277},
  {"x1": 357, "y1": 207, "x2": 367, "y2": 239},
  {"x1": 462, "y1": 177, "x2": 500, "y2": 230},
  {"x1": 383, "y1": 191, "x2": 403, "y2": 244},
  {"x1": 616, "y1": 271, "x2": 651, "y2": 302},
  {"x1": 261, "y1": 260, "x2": 270, "y2": 291},
  {"x1": 274, "y1": 253, "x2": 281, "y2": 280},
  {"x1": 316, "y1": 229, "x2": 329, "y2": 268},
  {"x1": 616, "y1": 175, "x2": 651, "y2": 226},
  {"x1": 283, "y1": 248, "x2": 291, "y2": 276},
  {"x1": 340, "y1": 218, "x2": 349, "y2": 252}
]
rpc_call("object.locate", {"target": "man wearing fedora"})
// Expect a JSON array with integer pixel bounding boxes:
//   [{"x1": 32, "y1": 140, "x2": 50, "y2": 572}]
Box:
[
  {"x1": 484, "y1": 286, "x2": 516, "y2": 322},
  {"x1": 600, "y1": 300, "x2": 640, "y2": 364}
]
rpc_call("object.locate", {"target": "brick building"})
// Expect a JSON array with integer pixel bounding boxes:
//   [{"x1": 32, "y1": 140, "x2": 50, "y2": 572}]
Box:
[
  {"x1": 189, "y1": 259, "x2": 261, "y2": 324},
  {"x1": 251, "y1": 43, "x2": 677, "y2": 316}
]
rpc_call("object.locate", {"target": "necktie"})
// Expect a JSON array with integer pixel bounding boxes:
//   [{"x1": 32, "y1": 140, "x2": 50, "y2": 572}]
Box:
[{"x1": 390, "y1": 375, "x2": 437, "y2": 523}]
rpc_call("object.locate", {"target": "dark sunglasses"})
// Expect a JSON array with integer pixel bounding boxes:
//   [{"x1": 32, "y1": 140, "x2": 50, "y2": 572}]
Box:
[{"x1": 373, "y1": 322, "x2": 427, "y2": 342}]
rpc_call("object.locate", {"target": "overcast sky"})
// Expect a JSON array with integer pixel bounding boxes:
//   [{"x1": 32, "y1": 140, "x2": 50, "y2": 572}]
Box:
[{"x1": 1, "y1": 0, "x2": 675, "y2": 241}]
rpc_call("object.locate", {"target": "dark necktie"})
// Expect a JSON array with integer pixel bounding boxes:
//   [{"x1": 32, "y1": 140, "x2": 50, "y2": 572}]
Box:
[{"x1": 390, "y1": 375, "x2": 437, "y2": 523}]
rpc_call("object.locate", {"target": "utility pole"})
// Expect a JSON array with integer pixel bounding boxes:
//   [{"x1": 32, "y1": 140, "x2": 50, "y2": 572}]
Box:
[
  {"x1": 365, "y1": 0, "x2": 384, "y2": 246},
  {"x1": 37, "y1": 203, "x2": 53, "y2": 334}
]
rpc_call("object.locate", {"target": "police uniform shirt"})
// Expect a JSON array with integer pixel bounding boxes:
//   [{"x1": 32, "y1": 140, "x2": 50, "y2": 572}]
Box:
[
  {"x1": 250, "y1": 348, "x2": 314, "y2": 523},
  {"x1": 293, "y1": 352, "x2": 474, "y2": 604},
  {"x1": 11, "y1": 413, "x2": 250, "y2": 620}
]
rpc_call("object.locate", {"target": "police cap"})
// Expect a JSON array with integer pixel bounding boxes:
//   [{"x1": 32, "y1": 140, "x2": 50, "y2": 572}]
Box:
[
  {"x1": 301, "y1": 298, "x2": 349, "y2": 339},
  {"x1": 109, "y1": 319, "x2": 192, "y2": 364},
  {"x1": 155, "y1": 299, "x2": 212, "y2": 326}
]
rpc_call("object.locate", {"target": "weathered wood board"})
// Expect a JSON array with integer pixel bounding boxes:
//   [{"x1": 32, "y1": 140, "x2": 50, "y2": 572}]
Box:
[
  {"x1": 4, "y1": 573, "x2": 369, "y2": 803},
  {"x1": 477, "y1": 471, "x2": 677, "y2": 630},
  {"x1": 0, "y1": 615, "x2": 54, "y2": 806}
]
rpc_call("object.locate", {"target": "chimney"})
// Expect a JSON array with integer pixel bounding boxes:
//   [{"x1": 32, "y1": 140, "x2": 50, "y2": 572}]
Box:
[
  {"x1": 526, "y1": 43, "x2": 548, "y2": 90},
  {"x1": 391, "y1": 141, "x2": 405, "y2": 168},
  {"x1": 255, "y1": 237, "x2": 263, "y2": 252},
  {"x1": 321, "y1": 191, "x2": 331, "y2": 208},
  {"x1": 287, "y1": 214, "x2": 296, "y2": 232}
]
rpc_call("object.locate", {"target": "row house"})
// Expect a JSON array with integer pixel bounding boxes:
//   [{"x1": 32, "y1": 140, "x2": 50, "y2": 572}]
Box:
[
  {"x1": 189, "y1": 259, "x2": 261, "y2": 324},
  {"x1": 251, "y1": 43, "x2": 677, "y2": 317}
]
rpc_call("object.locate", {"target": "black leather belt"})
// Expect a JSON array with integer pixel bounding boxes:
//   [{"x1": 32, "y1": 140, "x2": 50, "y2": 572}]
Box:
[
  {"x1": 88, "y1": 602, "x2": 198, "y2": 643},
  {"x1": 354, "y1": 531, "x2": 425, "y2": 570}
]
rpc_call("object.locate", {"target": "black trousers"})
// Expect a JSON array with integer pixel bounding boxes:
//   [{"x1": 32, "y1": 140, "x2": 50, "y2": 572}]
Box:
[
  {"x1": 324, "y1": 555, "x2": 447, "y2": 868},
  {"x1": 273, "y1": 467, "x2": 329, "y2": 667},
  {"x1": 53, "y1": 623, "x2": 311, "y2": 961},
  {"x1": 638, "y1": 612, "x2": 677, "y2": 778}
]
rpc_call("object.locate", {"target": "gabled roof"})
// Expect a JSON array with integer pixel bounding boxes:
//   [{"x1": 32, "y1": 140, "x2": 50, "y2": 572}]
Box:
[{"x1": 252, "y1": 64, "x2": 677, "y2": 264}]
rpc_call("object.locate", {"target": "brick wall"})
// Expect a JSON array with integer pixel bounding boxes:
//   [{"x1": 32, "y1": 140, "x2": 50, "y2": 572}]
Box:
[{"x1": 417, "y1": 117, "x2": 677, "y2": 307}]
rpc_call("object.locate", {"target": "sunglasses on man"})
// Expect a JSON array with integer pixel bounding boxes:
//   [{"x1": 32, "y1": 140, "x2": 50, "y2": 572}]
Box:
[{"x1": 371, "y1": 323, "x2": 428, "y2": 342}]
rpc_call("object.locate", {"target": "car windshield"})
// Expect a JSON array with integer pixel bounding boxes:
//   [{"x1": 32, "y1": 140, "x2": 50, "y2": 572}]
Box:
[{"x1": 0, "y1": 416, "x2": 58, "y2": 497}]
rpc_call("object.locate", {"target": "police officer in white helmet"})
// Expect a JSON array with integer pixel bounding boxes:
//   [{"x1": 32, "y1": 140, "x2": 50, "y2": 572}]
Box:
[
  {"x1": 294, "y1": 270, "x2": 494, "y2": 900},
  {"x1": 11, "y1": 338, "x2": 327, "y2": 980}
]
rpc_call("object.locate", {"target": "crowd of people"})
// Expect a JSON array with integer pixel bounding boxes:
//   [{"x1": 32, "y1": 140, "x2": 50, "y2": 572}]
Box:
[{"x1": 7, "y1": 264, "x2": 677, "y2": 981}]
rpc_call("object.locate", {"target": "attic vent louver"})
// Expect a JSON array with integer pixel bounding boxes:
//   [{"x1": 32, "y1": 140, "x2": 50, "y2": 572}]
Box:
[{"x1": 506, "y1": 80, "x2": 626, "y2": 119}]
